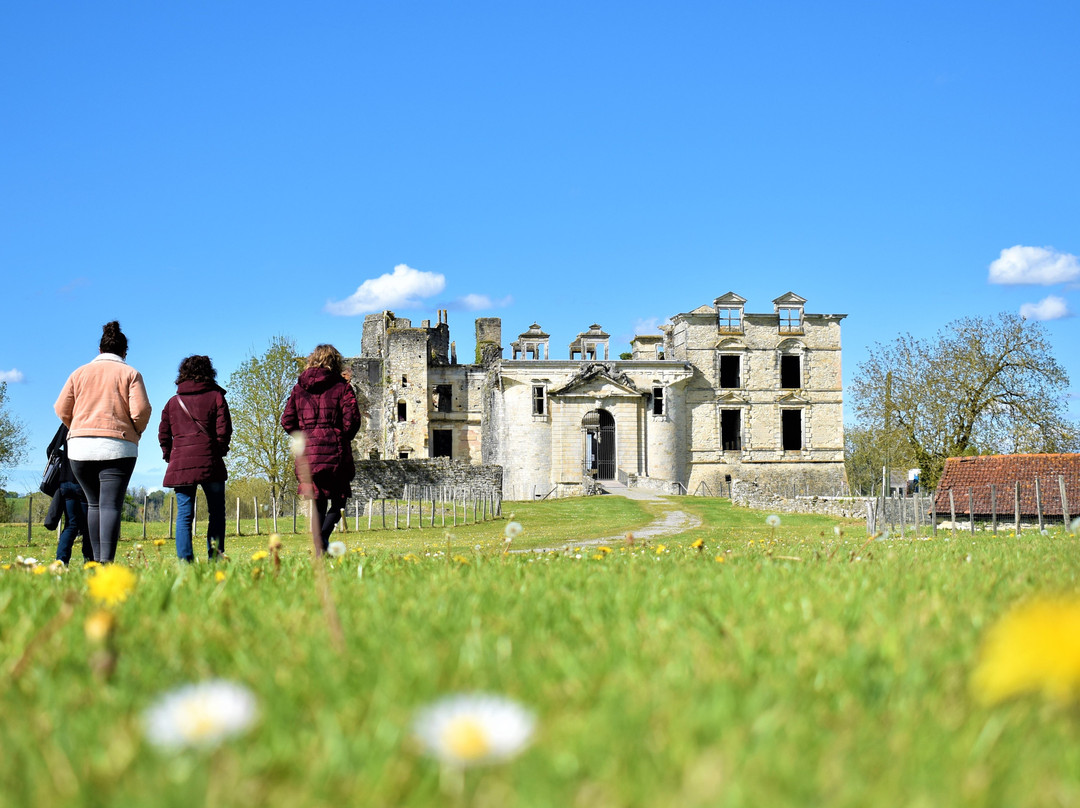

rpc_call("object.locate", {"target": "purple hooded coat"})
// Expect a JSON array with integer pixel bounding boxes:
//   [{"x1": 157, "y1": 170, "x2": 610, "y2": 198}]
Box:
[
  {"x1": 281, "y1": 367, "x2": 361, "y2": 500},
  {"x1": 159, "y1": 381, "x2": 232, "y2": 487}
]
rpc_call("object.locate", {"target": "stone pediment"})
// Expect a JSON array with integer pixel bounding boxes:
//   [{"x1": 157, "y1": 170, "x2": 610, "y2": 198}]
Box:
[
  {"x1": 549, "y1": 362, "x2": 642, "y2": 397},
  {"x1": 689, "y1": 304, "x2": 715, "y2": 315},
  {"x1": 714, "y1": 292, "x2": 746, "y2": 306},
  {"x1": 772, "y1": 291, "x2": 807, "y2": 307},
  {"x1": 716, "y1": 390, "x2": 749, "y2": 404},
  {"x1": 776, "y1": 391, "x2": 810, "y2": 405}
]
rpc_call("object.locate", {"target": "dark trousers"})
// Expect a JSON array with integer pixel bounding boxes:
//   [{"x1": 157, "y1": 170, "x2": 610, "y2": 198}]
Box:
[
  {"x1": 55, "y1": 481, "x2": 92, "y2": 565},
  {"x1": 312, "y1": 495, "x2": 346, "y2": 553},
  {"x1": 70, "y1": 457, "x2": 137, "y2": 563}
]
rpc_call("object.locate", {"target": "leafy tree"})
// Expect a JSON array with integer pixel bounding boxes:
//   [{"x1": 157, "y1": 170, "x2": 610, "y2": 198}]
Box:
[
  {"x1": 226, "y1": 336, "x2": 301, "y2": 502},
  {"x1": 850, "y1": 312, "x2": 1078, "y2": 488},
  {"x1": 0, "y1": 382, "x2": 28, "y2": 491}
]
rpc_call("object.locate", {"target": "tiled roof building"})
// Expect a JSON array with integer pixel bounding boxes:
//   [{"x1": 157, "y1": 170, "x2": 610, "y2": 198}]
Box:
[{"x1": 933, "y1": 454, "x2": 1080, "y2": 519}]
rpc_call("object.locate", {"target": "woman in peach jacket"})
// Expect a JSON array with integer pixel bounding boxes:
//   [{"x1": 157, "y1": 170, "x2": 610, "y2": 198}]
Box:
[{"x1": 55, "y1": 321, "x2": 151, "y2": 562}]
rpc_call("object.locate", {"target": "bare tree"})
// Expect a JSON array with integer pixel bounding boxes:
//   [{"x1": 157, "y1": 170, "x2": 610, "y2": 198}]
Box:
[
  {"x1": 850, "y1": 312, "x2": 1078, "y2": 488},
  {"x1": 226, "y1": 336, "x2": 301, "y2": 501}
]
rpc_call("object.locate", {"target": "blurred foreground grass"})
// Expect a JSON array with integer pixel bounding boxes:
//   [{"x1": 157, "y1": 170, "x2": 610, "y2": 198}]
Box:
[{"x1": 1, "y1": 498, "x2": 1078, "y2": 807}]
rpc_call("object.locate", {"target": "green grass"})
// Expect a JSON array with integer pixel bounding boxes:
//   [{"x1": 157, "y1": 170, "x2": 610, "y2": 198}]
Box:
[{"x1": 1, "y1": 497, "x2": 1079, "y2": 807}]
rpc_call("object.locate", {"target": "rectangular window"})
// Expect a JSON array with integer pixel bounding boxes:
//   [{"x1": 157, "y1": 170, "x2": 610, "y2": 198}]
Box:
[
  {"x1": 781, "y1": 409, "x2": 802, "y2": 450},
  {"x1": 532, "y1": 385, "x2": 546, "y2": 416},
  {"x1": 720, "y1": 355, "x2": 741, "y2": 388},
  {"x1": 780, "y1": 355, "x2": 800, "y2": 389},
  {"x1": 432, "y1": 430, "x2": 452, "y2": 458},
  {"x1": 398, "y1": 451, "x2": 410, "y2": 459},
  {"x1": 435, "y1": 385, "x2": 452, "y2": 413},
  {"x1": 721, "y1": 409, "x2": 741, "y2": 451},
  {"x1": 718, "y1": 307, "x2": 742, "y2": 331},
  {"x1": 779, "y1": 307, "x2": 802, "y2": 333},
  {"x1": 397, "y1": 401, "x2": 407, "y2": 422},
  {"x1": 652, "y1": 387, "x2": 664, "y2": 416}
]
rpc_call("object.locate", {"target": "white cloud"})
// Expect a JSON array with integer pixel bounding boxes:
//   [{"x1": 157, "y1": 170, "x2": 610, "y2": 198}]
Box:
[
  {"x1": 450, "y1": 294, "x2": 514, "y2": 311},
  {"x1": 1019, "y1": 295, "x2": 1071, "y2": 321},
  {"x1": 0, "y1": 369, "x2": 25, "y2": 383},
  {"x1": 988, "y1": 245, "x2": 1080, "y2": 285},
  {"x1": 325, "y1": 264, "x2": 446, "y2": 316},
  {"x1": 632, "y1": 317, "x2": 664, "y2": 335}
]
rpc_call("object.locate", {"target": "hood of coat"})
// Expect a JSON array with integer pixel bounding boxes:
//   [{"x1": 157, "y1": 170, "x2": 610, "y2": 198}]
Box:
[
  {"x1": 297, "y1": 367, "x2": 343, "y2": 393},
  {"x1": 176, "y1": 380, "x2": 226, "y2": 396}
]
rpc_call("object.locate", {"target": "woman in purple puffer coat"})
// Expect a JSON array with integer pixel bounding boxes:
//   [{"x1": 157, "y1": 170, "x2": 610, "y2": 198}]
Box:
[
  {"x1": 281, "y1": 344, "x2": 361, "y2": 554},
  {"x1": 159, "y1": 355, "x2": 232, "y2": 562}
]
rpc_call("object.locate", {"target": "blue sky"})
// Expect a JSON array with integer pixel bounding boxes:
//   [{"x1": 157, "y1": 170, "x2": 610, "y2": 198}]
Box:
[{"x1": 2, "y1": 1, "x2": 1078, "y2": 493}]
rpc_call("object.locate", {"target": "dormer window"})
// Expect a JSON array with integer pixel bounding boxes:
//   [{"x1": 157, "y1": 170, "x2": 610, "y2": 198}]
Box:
[
  {"x1": 779, "y1": 307, "x2": 802, "y2": 333},
  {"x1": 718, "y1": 307, "x2": 743, "y2": 332}
]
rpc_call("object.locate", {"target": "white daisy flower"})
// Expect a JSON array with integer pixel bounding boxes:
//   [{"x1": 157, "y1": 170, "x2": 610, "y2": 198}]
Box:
[
  {"x1": 503, "y1": 522, "x2": 523, "y2": 540},
  {"x1": 143, "y1": 680, "x2": 258, "y2": 751},
  {"x1": 327, "y1": 541, "x2": 347, "y2": 558},
  {"x1": 766, "y1": 514, "x2": 781, "y2": 528},
  {"x1": 413, "y1": 693, "x2": 536, "y2": 767}
]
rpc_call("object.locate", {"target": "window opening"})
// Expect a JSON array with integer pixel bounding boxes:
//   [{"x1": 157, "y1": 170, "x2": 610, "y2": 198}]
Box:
[
  {"x1": 718, "y1": 307, "x2": 742, "y2": 331},
  {"x1": 720, "y1": 355, "x2": 741, "y2": 388},
  {"x1": 532, "y1": 385, "x2": 546, "y2": 416},
  {"x1": 721, "y1": 409, "x2": 741, "y2": 451},
  {"x1": 779, "y1": 307, "x2": 802, "y2": 333},
  {"x1": 369, "y1": 450, "x2": 380, "y2": 460},
  {"x1": 397, "y1": 401, "x2": 407, "y2": 422},
  {"x1": 780, "y1": 355, "x2": 800, "y2": 389},
  {"x1": 398, "y1": 451, "x2": 410, "y2": 459},
  {"x1": 781, "y1": 410, "x2": 802, "y2": 450},
  {"x1": 401, "y1": 375, "x2": 408, "y2": 386},
  {"x1": 435, "y1": 385, "x2": 452, "y2": 413},
  {"x1": 432, "y1": 430, "x2": 452, "y2": 458},
  {"x1": 652, "y1": 387, "x2": 664, "y2": 416}
]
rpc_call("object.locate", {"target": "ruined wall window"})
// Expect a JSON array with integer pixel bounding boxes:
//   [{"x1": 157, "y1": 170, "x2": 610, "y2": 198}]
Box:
[
  {"x1": 432, "y1": 430, "x2": 453, "y2": 458},
  {"x1": 369, "y1": 450, "x2": 380, "y2": 460},
  {"x1": 401, "y1": 375, "x2": 408, "y2": 386},
  {"x1": 778, "y1": 307, "x2": 802, "y2": 333},
  {"x1": 398, "y1": 451, "x2": 410, "y2": 459},
  {"x1": 719, "y1": 355, "x2": 741, "y2": 388},
  {"x1": 721, "y1": 409, "x2": 741, "y2": 451},
  {"x1": 718, "y1": 307, "x2": 742, "y2": 332},
  {"x1": 397, "y1": 401, "x2": 407, "y2": 422},
  {"x1": 435, "y1": 384, "x2": 452, "y2": 413},
  {"x1": 652, "y1": 387, "x2": 664, "y2": 416},
  {"x1": 781, "y1": 409, "x2": 803, "y2": 450},
  {"x1": 532, "y1": 385, "x2": 546, "y2": 416},
  {"x1": 780, "y1": 355, "x2": 801, "y2": 389}
]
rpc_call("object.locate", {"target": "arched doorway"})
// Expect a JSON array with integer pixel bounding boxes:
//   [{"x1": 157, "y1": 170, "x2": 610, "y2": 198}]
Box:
[{"x1": 583, "y1": 409, "x2": 616, "y2": 480}]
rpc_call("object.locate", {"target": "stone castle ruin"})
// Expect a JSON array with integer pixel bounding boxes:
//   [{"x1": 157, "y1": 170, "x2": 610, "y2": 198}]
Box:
[{"x1": 346, "y1": 292, "x2": 847, "y2": 501}]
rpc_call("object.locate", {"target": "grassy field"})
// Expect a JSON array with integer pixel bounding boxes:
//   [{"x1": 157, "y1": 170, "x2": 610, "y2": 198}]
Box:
[{"x1": 1, "y1": 497, "x2": 1079, "y2": 807}]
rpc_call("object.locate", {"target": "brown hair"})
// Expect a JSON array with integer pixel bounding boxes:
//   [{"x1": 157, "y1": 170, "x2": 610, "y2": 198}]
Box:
[
  {"x1": 99, "y1": 321, "x2": 128, "y2": 358},
  {"x1": 306, "y1": 344, "x2": 344, "y2": 375},
  {"x1": 175, "y1": 355, "x2": 217, "y2": 385}
]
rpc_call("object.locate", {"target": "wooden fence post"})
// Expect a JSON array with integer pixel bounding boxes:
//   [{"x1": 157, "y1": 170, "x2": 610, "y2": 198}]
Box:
[
  {"x1": 272, "y1": 497, "x2": 278, "y2": 534},
  {"x1": 26, "y1": 494, "x2": 32, "y2": 545},
  {"x1": 968, "y1": 488, "x2": 975, "y2": 535},
  {"x1": 253, "y1": 497, "x2": 259, "y2": 535},
  {"x1": 948, "y1": 489, "x2": 956, "y2": 538},
  {"x1": 931, "y1": 491, "x2": 937, "y2": 536},
  {"x1": 990, "y1": 485, "x2": 997, "y2": 535},
  {"x1": 1015, "y1": 481, "x2": 1021, "y2": 535},
  {"x1": 1035, "y1": 478, "x2": 1044, "y2": 532},
  {"x1": 142, "y1": 493, "x2": 148, "y2": 540},
  {"x1": 1059, "y1": 475, "x2": 1070, "y2": 528},
  {"x1": 235, "y1": 497, "x2": 240, "y2": 537}
]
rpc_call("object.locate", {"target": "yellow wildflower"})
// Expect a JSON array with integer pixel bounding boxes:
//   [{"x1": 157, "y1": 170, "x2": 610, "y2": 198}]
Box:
[
  {"x1": 250, "y1": 550, "x2": 268, "y2": 562},
  {"x1": 84, "y1": 561, "x2": 101, "y2": 569},
  {"x1": 153, "y1": 539, "x2": 166, "y2": 547},
  {"x1": 715, "y1": 555, "x2": 726, "y2": 564},
  {"x1": 214, "y1": 570, "x2": 226, "y2": 583},
  {"x1": 87, "y1": 565, "x2": 137, "y2": 607},
  {"x1": 691, "y1": 538, "x2": 705, "y2": 550},
  {"x1": 0, "y1": 564, "x2": 10, "y2": 571},
  {"x1": 972, "y1": 597, "x2": 1080, "y2": 704},
  {"x1": 452, "y1": 555, "x2": 470, "y2": 565},
  {"x1": 32, "y1": 565, "x2": 48, "y2": 576},
  {"x1": 592, "y1": 553, "x2": 605, "y2": 560},
  {"x1": 597, "y1": 546, "x2": 613, "y2": 555},
  {"x1": 403, "y1": 553, "x2": 420, "y2": 563},
  {"x1": 655, "y1": 545, "x2": 666, "y2": 555}
]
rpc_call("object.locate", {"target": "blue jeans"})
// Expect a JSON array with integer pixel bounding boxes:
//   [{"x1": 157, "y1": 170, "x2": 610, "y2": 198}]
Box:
[
  {"x1": 55, "y1": 481, "x2": 91, "y2": 565},
  {"x1": 175, "y1": 481, "x2": 226, "y2": 562},
  {"x1": 70, "y1": 457, "x2": 137, "y2": 563}
]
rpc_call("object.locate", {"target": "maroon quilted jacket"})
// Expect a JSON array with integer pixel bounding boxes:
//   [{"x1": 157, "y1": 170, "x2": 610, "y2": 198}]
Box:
[
  {"x1": 159, "y1": 381, "x2": 232, "y2": 487},
  {"x1": 281, "y1": 368, "x2": 361, "y2": 499}
]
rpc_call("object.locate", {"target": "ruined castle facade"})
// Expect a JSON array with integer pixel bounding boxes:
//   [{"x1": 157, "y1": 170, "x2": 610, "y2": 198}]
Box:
[{"x1": 346, "y1": 292, "x2": 847, "y2": 500}]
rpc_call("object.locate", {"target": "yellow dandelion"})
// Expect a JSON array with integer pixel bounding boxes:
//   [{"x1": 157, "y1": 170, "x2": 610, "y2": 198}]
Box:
[
  {"x1": 0, "y1": 564, "x2": 10, "y2": 571},
  {"x1": 153, "y1": 539, "x2": 166, "y2": 547},
  {"x1": 403, "y1": 553, "x2": 420, "y2": 563},
  {"x1": 715, "y1": 555, "x2": 726, "y2": 563},
  {"x1": 691, "y1": 538, "x2": 705, "y2": 550},
  {"x1": 214, "y1": 570, "x2": 226, "y2": 583},
  {"x1": 452, "y1": 554, "x2": 470, "y2": 565},
  {"x1": 592, "y1": 553, "x2": 605, "y2": 560},
  {"x1": 32, "y1": 565, "x2": 48, "y2": 576},
  {"x1": 972, "y1": 597, "x2": 1080, "y2": 705},
  {"x1": 597, "y1": 546, "x2": 613, "y2": 555},
  {"x1": 87, "y1": 565, "x2": 137, "y2": 607},
  {"x1": 655, "y1": 544, "x2": 666, "y2": 555},
  {"x1": 250, "y1": 550, "x2": 268, "y2": 562}
]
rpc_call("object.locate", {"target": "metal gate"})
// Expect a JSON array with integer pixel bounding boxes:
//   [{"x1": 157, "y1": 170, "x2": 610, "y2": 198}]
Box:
[{"x1": 583, "y1": 409, "x2": 616, "y2": 480}]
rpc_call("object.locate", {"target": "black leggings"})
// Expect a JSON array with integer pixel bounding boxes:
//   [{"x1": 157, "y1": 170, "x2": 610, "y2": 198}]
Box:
[
  {"x1": 70, "y1": 457, "x2": 137, "y2": 563},
  {"x1": 312, "y1": 495, "x2": 346, "y2": 553}
]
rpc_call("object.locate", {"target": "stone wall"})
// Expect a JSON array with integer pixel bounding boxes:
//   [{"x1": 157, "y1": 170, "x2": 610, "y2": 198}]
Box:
[
  {"x1": 731, "y1": 479, "x2": 869, "y2": 519},
  {"x1": 350, "y1": 458, "x2": 503, "y2": 501}
]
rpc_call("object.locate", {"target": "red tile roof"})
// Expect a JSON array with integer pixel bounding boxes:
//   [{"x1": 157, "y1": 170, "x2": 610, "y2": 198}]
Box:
[{"x1": 933, "y1": 454, "x2": 1080, "y2": 518}]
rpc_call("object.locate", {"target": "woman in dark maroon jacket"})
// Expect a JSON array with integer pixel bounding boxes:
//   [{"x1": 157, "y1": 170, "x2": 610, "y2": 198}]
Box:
[
  {"x1": 281, "y1": 344, "x2": 361, "y2": 554},
  {"x1": 159, "y1": 355, "x2": 232, "y2": 562}
]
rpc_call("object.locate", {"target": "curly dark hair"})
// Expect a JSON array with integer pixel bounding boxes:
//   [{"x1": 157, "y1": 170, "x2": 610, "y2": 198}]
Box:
[
  {"x1": 175, "y1": 355, "x2": 217, "y2": 385},
  {"x1": 99, "y1": 321, "x2": 128, "y2": 358}
]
